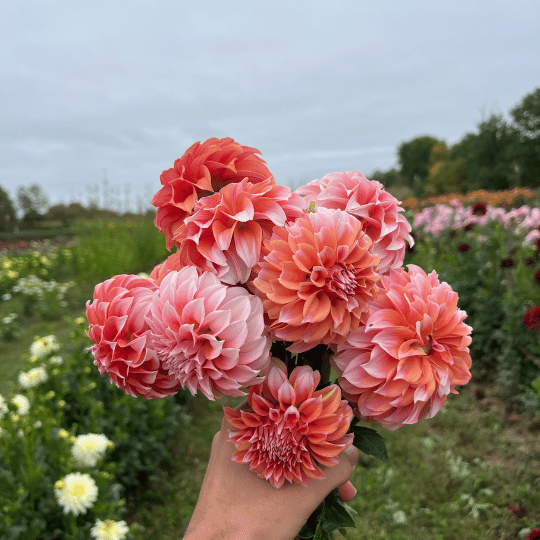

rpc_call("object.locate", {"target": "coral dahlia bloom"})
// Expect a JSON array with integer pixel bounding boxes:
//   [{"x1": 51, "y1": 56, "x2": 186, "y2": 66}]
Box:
[
  {"x1": 224, "y1": 361, "x2": 353, "y2": 488},
  {"x1": 152, "y1": 137, "x2": 273, "y2": 249},
  {"x1": 86, "y1": 274, "x2": 181, "y2": 399},
  {"x1": 297, "y1": 172, "x2": 413, "y2": 274},
  {"x1": 149, "y1": 251, "x2": 182, "y2": 285},
  {"x1": 333, "y1": 265, "x2": 472, "y2": 430},
  {"x1": 176, "y1": 178, "x2": 306, "y2": 284},
  {"x1": 147, "y1": 267, "x2": 271, "y2": 400},
  {"x1": 523, "y1": 306, "x2": 540, "y2": 331},
  {"x1": 253, "y1": 207, "x2": 381, "y2": 352}
]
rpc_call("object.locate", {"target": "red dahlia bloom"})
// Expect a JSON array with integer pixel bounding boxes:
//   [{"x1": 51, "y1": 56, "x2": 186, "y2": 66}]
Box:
[
  {"x1": 152, "y1": 137, "x2": 273, "y2": 249},
  {"x1": 457, "y1": 243, "x2": 470, "y2": 252},
  {"x1": 472, "y1": 202, "x2": 487, "y2": 216},
  {"x1": 86, "y1": 274, "x2": 181, "y2": 399},
  {"x1": 525, "y1": 529, "x2": 540, "y2": 540},
  {"x1": 223, "y1": 361, "x2": 353, "y2": 488},
  {"x1": 523, "y1": 306, "x2": 540, "y2": 331}
]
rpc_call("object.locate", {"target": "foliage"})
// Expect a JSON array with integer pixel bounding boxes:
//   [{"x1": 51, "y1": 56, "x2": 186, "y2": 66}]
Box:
[
  {"x1": 0, "y1": 321, "x2": 189, "y2": 539},
  {"x1": 0, "y1": 185, "x2": 17, "y2": 232}
]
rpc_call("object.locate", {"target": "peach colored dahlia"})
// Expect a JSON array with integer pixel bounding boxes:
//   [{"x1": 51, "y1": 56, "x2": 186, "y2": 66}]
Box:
[
  {"x1": 253, "y1": 207, "x2": 381, "y2": 353},
  {"x1": 224, "y1": 361, "x2": 353, "y2": 488},
  {"x1": 176, "y1": 178, "x2": 306, "y2": 285},
  {"x1": 152, "y1": 137, "x2": 273, "y2": 249},
  {"x1": 297, "y1": 171, "x2": 413, "y2": 274},
  {"x1": 332, "y1": 265, "x2": 472, "y2": 430},
  {"x1": 147, "y1": 267, "x2": 271, "y2": 400},
  {"x1": 86, "y1": 274, "x2": 181, "y2": 399}
]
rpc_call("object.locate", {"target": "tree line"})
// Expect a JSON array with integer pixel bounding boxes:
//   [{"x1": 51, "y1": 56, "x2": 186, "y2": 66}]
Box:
[{"x1": 371, "y1": 87, "x2": 540, "y2": 198}]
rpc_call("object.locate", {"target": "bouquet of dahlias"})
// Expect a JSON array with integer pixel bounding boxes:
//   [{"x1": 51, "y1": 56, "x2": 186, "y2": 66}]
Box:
[{"x1": 86, "y1": 137, "x2": 472, "y2": 539}]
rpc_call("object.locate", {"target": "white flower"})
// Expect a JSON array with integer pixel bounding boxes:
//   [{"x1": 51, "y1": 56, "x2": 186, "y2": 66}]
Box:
[
  {"x1": 11, "y1": 394, "x2": 30, "y2": 415},
  {"x1": 49, "y1": 355, "x2": 63, "y2": 365},
  {"x1": 90, "y1": 519, "x2": 130, "y2": 540},
  {"x1": 0, "y1": 394, "x2": 8, "y2": 419},
  {"x1": 30, "y1": 335, "x2": 60, "y2": 359},
  {"x1": 72, "y1": 433, "x2": 111, "y2": 467},
  {"x1": 1, "y1": 293, "x2": 12, "y2": 301},
  {"x1": 392, "y1": 510, "x2": 407, "y2": 524},
  {"x1": 54, "y1": 472, "x2": 98, "y2": 515},
  {"x1": 18, "y1": 366, "x2": 48, "y2": 389}
]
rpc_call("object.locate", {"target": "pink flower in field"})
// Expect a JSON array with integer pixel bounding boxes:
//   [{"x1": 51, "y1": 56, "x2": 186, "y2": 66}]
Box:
[
  {"x1": 223, "y1": 360, "x2": 353, "y2": 488},
  {"x1": 253, "y1": 207, "x2": 381, "y2": 353},
  {"x1": 296, "y1": 171, "x2": 413, "y2": 274},
  {"x1": 86, "y1": 274, "x2": 181, "y2": 399},
  {"x1": 333, "y1": 265, "x2": 472, "y2": 430},
  {"x1": 152, "y1": 137, "x2": 274, "y2": 249},
  {"x1": 149, "y1": 251, "x2": 182, "y2": 285},
  {"x1": 147, "y1": 267, "x2": 271, "y2": 400},
  {"x1": 176, "y1": 178, "x2": 306, "y2": 285}
]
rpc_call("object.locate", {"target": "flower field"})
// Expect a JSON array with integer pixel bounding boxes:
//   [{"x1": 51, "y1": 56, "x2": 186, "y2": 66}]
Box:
[{"x1": 1, "y1": 192, "x2": 540, "y2": 539}]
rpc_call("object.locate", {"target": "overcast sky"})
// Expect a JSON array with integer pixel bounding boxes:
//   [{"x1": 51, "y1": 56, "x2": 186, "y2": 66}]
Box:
[{"x1": 2, "y1": 1, "x2": 539, "y2": 211}]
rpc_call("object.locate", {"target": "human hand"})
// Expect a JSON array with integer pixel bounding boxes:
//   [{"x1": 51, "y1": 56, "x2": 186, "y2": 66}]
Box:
[{"x1": 183, "y1": 403, "x2": 359, "y2": 540}]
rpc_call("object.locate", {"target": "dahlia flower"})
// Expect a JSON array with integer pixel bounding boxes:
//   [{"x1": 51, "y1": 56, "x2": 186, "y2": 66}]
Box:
[
  {"x1": 149, "y1": 251, "x2": 182, "y2": 285},
  {"x1": 54, "y1": 472, "x2": 98, "y2": 516},
  {"x1": 523, "y1": 306, "x2": 540, "y2": 332},
  {"x1": 176, "y1": 178, "x2": 306, "y2": 284},
  {"x1": 11, "y1": 394, "x2": 30, "y2": 415},
  {"x1": 86, "y1": 274, "x2": 181, "y2": 399},
  {"x1": 71, "y1": 433, "x2": 111, "y2": 467},
  {"x1": 30, "y1": 335, "x2": 60, "y2": 359},
  {"x1": 91, "y1": 519, "x2": 130, "y2": 540},
  {"x1": 253, "y1": 207, "x2": 381, "y2": 352},
  {"x1": 147, "y1": 267, "x2": 271, "y2": 400},
  {"x1": 224, "y1": 361, "x2": 353, "y2": 488},
  {"x1": 297, "y1": 171, "x2": 413, "y2": 274},
  {"x1": 18, "y1": 366, "x2": 48, "y2": 389},
  {"x1": 152, "y1": 137, "x2": 273, "y2": 249},
  {"x1": 333, "y1": 265, "x2": 472, "y2": 430}
]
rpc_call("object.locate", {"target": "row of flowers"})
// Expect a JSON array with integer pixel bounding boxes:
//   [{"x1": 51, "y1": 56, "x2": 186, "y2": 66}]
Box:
[{"x1": 0, "y1": 323, "x2": 189, "y2": 540}]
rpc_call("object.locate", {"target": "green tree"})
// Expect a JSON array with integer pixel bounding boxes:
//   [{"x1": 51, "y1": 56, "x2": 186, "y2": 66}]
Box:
[
  {"x1": 0, "y1": 185, "x2": 17, "y2": 232},
  {"x1": 16, "y1": 184, "x2": 50, "y2": 226},
  {"x1": 509, "y1": 87, "x2": 540, "y2": 187},
  {"x1": 397, "y1": 136, "x2": 445, "y2": 196}
]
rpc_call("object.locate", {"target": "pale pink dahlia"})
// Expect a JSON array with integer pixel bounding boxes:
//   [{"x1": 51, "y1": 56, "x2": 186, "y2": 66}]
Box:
[
  {"x1": 332, "y1": 265, "x2": 472, "y2": 430},
  {"x1": 176, "y1": 178, "x2": 306, "y2": 285},
  {"x1": 224, "y1": 361, "x2": 353, "y2": 488},
  {"x1": 147, "y1": 267, "x2": 271, "y2": 400},
  {"x1": 253, "y1": 207, "x2": 381, "y2": 352},
  {"x1": 86, "y1": 274, "x2": 181, "y2": 398},
  {"x1": 297, "y1": 171, "x2": 413, "y2": 274},
  {"x1": 152, "y1": 137, "x2": 273, "y2": 249}
]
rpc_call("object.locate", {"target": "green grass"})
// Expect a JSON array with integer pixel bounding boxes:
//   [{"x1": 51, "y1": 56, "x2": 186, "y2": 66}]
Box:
[{"x1": 124, "y1": 387, "x2": 540, "y2": 540}]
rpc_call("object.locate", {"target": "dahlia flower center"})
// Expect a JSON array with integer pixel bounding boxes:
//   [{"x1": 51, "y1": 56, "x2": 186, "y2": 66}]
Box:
[
  {"x1": 311, "y1": 263, "x2": 358, "y2": 299},
  {"x1": 71, "y1": 484, "x2": 86, "y2": 497},
  {"x1": 257, "y1": 423, "x2": 302, "y2": 463}
]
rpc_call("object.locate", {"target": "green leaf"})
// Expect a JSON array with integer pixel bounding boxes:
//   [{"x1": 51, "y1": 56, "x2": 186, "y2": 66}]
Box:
[
  {"x1": 532, "y1": 378, "x2": 540, "y2": 395},
  {"x1": 351, "y1": 426, "x2": 389, "y2": 463}
]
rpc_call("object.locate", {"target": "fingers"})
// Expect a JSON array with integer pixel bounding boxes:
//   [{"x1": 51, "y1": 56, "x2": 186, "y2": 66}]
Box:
[{"x1": 338, "y1": 481, "x2": 357, "y2": 502}]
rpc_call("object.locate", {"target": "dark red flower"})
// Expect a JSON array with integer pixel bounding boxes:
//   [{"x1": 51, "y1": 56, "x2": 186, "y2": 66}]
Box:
[
  {"x1": 508, "y1": 503, "x2": 528, "y2": 518},
  {"x1": 523, "y1": 307, "x2": 540, "y2": 331},
  {"x1": 524, "y1": 257, "x2": 535, "y2": 267},
  {"x1": 474, "y1": 389, "x2": 485, "y2": 401},
  {"x1": 500, "y1": 258, "x2": 515, "y2": 268},
  {"x1": 536, "y1": 238, "x2": 540, "y2": 252},
  {"x1": 472, "y1": 202, "x2": 487, "y2": 216},
  {"x1": 525, "y1": 528, "x2": 540, "y2": 540},
  {"x1": 463, "y1": 223, "x2": 475, "y2": 233},
  {"x1": 458, "y1": 243, "x2": 470, "y2": 252}
]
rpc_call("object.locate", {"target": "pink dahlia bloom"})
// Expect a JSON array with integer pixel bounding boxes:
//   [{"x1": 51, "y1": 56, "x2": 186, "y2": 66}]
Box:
[
  {"x1": 297, "y1": 171, "x2": 413, "y2": 274},
  {"x1": 147, "y1": 267, "x2": 271, "y2": 400},
  {"x1": 149, "y1": 251, "x2": 182, "y2": 285},
  {"x1": 86, "y1": 274, "x2": 181, "y2": 399},
  {"x1": 176, "y1": 178, "x2": 306, "y2": 285},
  {"x1": 224, "y1": 361, "x2": 353, "y2": 488},
  {"x1": 253, "y1": 207, "x2": 381, "y2": 352},
  {"x1": 152, "y1": 137, "x2": 273, "y2": 249},
  {"x1": 333, "y1": 265, "x2": 472, "y2": 430}
]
